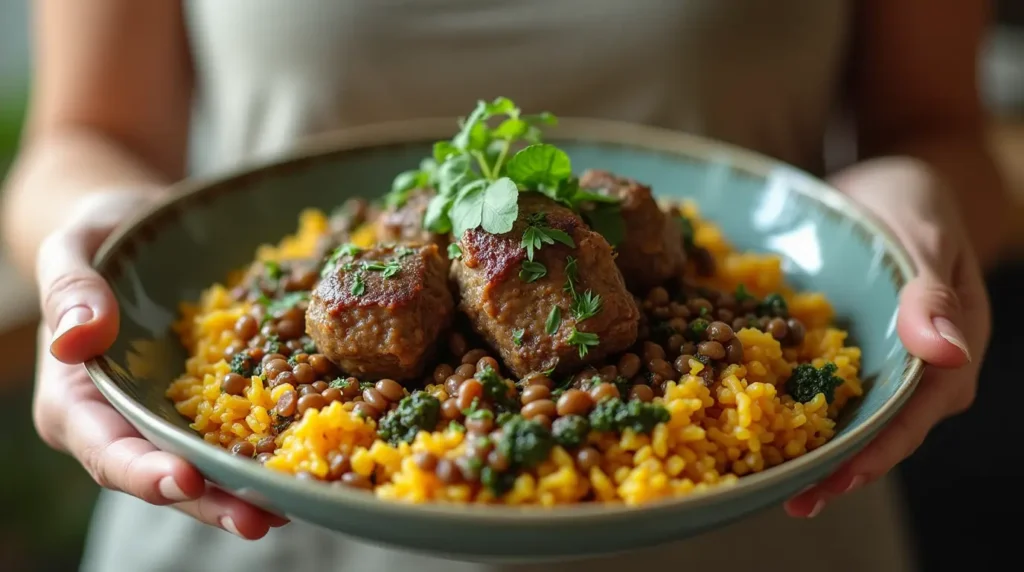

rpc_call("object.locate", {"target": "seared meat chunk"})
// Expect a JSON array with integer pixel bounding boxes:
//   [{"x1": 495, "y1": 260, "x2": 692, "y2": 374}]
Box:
[
  {"x1": 579, "y1": 169, "x2": 686, "y2": 293},
  {"x1": 306, "y1": 243, "x2": 454, "y2": 381},
  {"x1": 451, "y1": 194, "x2": 639, "y2": 378},
  {"x1": 377, "y1": 188, "x2": 449, "y2": 250},
  {"x1": 312, "y1": 198, "x2": 381, "y2": 261}
]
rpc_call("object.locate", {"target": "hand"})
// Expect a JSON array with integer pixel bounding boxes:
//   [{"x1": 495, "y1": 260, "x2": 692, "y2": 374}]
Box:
[
  {"x1": 33, "y1": 190, "x2": 288, "y2": 538},
  {"x1": 785, "y1": 157, "x2": 990, "y2": 517}
]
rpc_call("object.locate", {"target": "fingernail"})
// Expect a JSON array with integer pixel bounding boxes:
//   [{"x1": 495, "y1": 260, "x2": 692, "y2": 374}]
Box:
[
  {"x1": 806, "y1": 499, "x2": 826, "y2": 518},
  {"x1": 158, "y1": 476, "x2": 190, "y2": 502},
  {"x1": 843, "y1": 475, "x2": 865, "y2": 494},
  {"x1": 933, "y1": 317, "x2": 971, "y2": 362},
  {"x1": 220, "y1": 516, "x2": 244, "y2": 538},
  {"x1": 51, "y1": 306, "x2": 94, "y2": 346}
]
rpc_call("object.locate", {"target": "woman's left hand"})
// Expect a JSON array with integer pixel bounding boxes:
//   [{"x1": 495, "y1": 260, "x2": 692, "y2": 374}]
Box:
[{"x1": 784, "y1": 156, "x2": 991, "y2": 517}]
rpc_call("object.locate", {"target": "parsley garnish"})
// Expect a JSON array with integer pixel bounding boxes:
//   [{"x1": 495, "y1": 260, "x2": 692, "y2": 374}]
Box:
[
  {"x1": 262, "y1": 291, "x2": 309, "y2": 317},
  {"x1": 263, "y1": 260, "x2": 283, "y2": 281},
  {"x1": 363, "y1": 259, "x2": 401, "y2": 279},
  {"x1": 321, "y1": 243, "x2": 362, "y2": 278},
  {"x1": 563, "y1": 256, "x2": 579, "y2": 294},
  {"x1": 512, "y1": 329, "x2": 525, "y2": 347},
  {"x1": 350, "y1": 274, "x2": 366, "y2": 296},
  {"x1": 521, "y1": 213, "x2": 574, "y2": 261},
  {"x1": 735, "y1": 283, "x2": 754, "y2": 303},
  {"x1": 568, "y1": 328, "x2": 600, "y2": 358},
  {"x1": 570, "y1": 289, "x2": 602, "y2": 322},
  {"x1": 545, "y1": 307, "x2": 562, "y2": 336},
  {"x1": 447, "y1": 243, "x2": 463, "y2": 259},
  {"x1": 519, "y1": 260, "x2": 547, "y2": 283},
  {"x1": 328, "y1": 378, "x2": 351, "y2": 390}
]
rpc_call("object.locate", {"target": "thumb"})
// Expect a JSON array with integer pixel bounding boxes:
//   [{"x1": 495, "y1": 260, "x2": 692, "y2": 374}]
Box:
[
  {"x1": 36, "y1": 224, "x2": 120, "y2": 364},
  {"x1": 896, "y1": 273, "x2": 971, "y2": 369}
]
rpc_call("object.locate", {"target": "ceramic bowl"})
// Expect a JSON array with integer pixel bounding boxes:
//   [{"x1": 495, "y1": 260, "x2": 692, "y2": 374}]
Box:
[{"x1": 85, "y1": 118, "x2": 923, "y2": 562}]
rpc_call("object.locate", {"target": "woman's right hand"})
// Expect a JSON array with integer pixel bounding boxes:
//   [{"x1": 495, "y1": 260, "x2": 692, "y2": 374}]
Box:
[{"x1": 33, "y1": 190, "x2": 288, "y2": 539}]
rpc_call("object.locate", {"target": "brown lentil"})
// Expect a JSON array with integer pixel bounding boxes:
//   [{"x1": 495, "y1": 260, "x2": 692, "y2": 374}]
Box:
[
  {"x1": 589, "y1": 382, "x2": 620, "y2": 403},
  {"x1": 575, "y1": 447, "x2": 601, "y2": 471},
  {"x1": 455, "y1": 363, "x2": 476, "y2": 378},
  {"x1": 308, "y1": 354, "x2": 333, "y2": 376},
  {"x1": 340, "y1": 472, "x2": 373, "y2": 489},
  {"x1": 448, "y1": 333, "x2": 468, "y2": 358},
  {"x1": 435, "y1": 459, "x2": 461, "y2": 484},
  {"x1": 340, "y1": 378, "x2": 360, "y2": 399},
  {"x1": 292, "y1": 363, "x2": 315, "y2": 385},
  {"x1": 698, "y1": 341, "x2": 726, "y2": 360},
  {"x1": 521, "y1": 399, "x2": 557, "y2": 420},
  {"x1": 433, "y1": 364, "x2": 454, "y2": 385},
  {"x1": 556, "y1": 389, "x2": 594, "y2": 416},
  {"x1": 298, "y1": 384, "x2": 317, "y2": 397},
  {"x1": 642, "y1": 341, "x2": 666, "y2": 363},
  {"x1": 617, "y1": 353, "x2": 641, "y2": 378},
  {"x1": 675, "y1": 354, "x2": 696, "y2": 374},
  {"x1": 234, "y1": 315, "x2": 259, "y2": 340},
  {"x1": 328, "y1": 452, "x2": 352, "y2": 480},
  {"x1": 362, "y1": 388, "x2": 389, "y2": 411},
  {"x1": 522, "y1": 373, "x2": 553, "y2": 389},
  {"x1": 462, "y1": 349, "x2": 488, "y2": 366},
  {"x1": 256, "y1": 452, "x2": 274, "y2": 464},
  {"x1": 725, "y1": 339, "x2": 745, "y2": 364},
  {"x1": 767, "y1": 318, "x2": 789, "y2": 340},
  {"x1": 413, "y1": 452, "x2": 438, "y2": 472},
  {"x1": 274, "y1": 390, "x2": 297, "y2": 417},
  {"x1": 629, "y1": 384, "x2": 655, "y2": 403},
  {"x1": 444, "y1": 374, "x2": 466, "y2": 396},
  {"x1": 465, "y1": 415, "x2": 494, "y2": 434},
  {"x1": 297, "y1": 393, "x2": 327, "y2": 415},
  {"x1": 352, "y1": 402, "x2": 381, "y2": 420},
  {"x1": 255, "y1": 436, "x2": 277, "y2": 455},
  {"x1": 521, "y1": 385, "x2": 552, "y2": 404},
  {"x1": 487, "y1": 450, "x2": 510, "y2": 472},
  {"x1": 310, "y1": 380, "x2": 328, "y2": 392},
  {"x1": 441, "y1": 398, "x2": 461, "y2": 420},
  {"x1": 532, "y1": 414, "x2": 553, "y2": 430},
  {"x1": 230, "y1": 440, "x2": 255, "y2": 457},
  {"x1": 476, "y1": 356, "x2": 500, "y2": 373},
  {"x1": 264, "y1": 359, "x2": 290, "y2": 380},
  {"x1": 375, "y1": 379, "x2": 405, "y2": 402},
  {"x1": 706, "y1": 321, "x2": 734, "y2": 343},
  {"x1": 787, "y1": 318, "x2": 806, "y2": 346},
  {"x1": 457, "y1": 379, "x2": 484, "y2": 411},
  {"x1": 648, "y1": 358, "x2": 675, "y2": 380},
  {"x1": 221, "y1": 373, "x2": 248, "y2": 396},
  {"x1": 321, "y1": 387, "x2": 343, "y2": 403},
  {"x1": 687, "y1": 297, "x2": 713, "y2": 315}
]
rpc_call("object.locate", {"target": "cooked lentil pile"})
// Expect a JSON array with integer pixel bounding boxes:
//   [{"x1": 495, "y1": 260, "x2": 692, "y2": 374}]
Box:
[{"x1": 166, "y1": 99, "x2": 862, "y2": 506}]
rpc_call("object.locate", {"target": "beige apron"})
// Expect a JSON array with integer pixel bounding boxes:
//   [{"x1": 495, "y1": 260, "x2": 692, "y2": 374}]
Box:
[{"x1": 82, "y1": 1, "x2": 916, "y2": 570}]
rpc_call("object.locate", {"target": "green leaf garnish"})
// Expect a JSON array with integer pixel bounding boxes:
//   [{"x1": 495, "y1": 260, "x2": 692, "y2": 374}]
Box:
[
  {"x1": 263, "y1": 260, "x2": 283, "y2": 281},
  {"x1": 505, "y1": 144, "x2": 573, "y2": 189},
  {"x1": 447, "y1": 243, "x2": 463, "y2": 260},
  {"x1": 520, "y1": 213, "x2": 575, "y2": 261},
  {"x1": 568, "y1": 328, "x2": 600, "y2": 358},
  {"x1": 351, "y1": 274, "x2": 366, "y2": 296},
  {"x1": 570, "y1": 290, "x2": 602, "y2": 322},
  {"x1": 545, "y1": 306, "x2": 561, "y2": 336},
  {"x1": 563, "y1": 256, "x2": 579, "y2": 294},
  {"x1": 583, "y1": 203, "x2": 626, "y2": 247},
  {"x1": 512, "y1": 328, "x2": 525, "y2": 347},
  {"x1": 450, "y1": 178, "x2": 518, "y2": 238},
  {"x1": 265, "y1": 291, "x2": 309, "y2": 316},
  {"x1": 519, "y1": 260, "x2": 547, "y2": 283}
]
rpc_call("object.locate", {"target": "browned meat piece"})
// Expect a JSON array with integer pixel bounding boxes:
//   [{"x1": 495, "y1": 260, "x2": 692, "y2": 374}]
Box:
[
  {"x1": 306, "y1": 243, "x2": 455, "y2": 381},
  {"x1": 376, "y1": 188, "x2": 449, "y2": 250},
  {"x1": 451, "y1": 194, "x2": 639, "y2": 378},
  {"x1": 312, "y1": 198, "x2": 382, "y2": 262},
  {"x1": 579, "y1": 169, "x2": 686, "y2": 293}
]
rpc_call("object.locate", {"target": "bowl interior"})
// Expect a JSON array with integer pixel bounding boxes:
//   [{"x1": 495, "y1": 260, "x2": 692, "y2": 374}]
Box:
[{"x1": 86, "y1": 123, "x2": 919, "y2": 559}]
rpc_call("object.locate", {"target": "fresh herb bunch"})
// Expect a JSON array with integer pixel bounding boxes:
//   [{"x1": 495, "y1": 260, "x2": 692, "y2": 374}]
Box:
[{"x1": 387, "y1": 97, "x2": 624, "y2": 243}]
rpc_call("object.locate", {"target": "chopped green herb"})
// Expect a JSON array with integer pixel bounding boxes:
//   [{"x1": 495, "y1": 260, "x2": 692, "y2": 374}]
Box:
[
  {"x1": 583, "y1": 203, "x2": 626, "y2": 247},
  {"x1": 496, "y1": 415, "x2": 555, "y2": 469},
  {"x1": 264, "y1": 334, "x2": 281, "y2": 355},
  {"x1": 568, "y1": 328, "x2": 600, "y2": 358},
  {"x1": 758, "y1": 293, "x2": 788, "y2": 317},
  {"x1": 687, "y1": 318, "x2": 710, "y2": 342},
  {"x1": 495, "y1": 411, "x2": 516, "y2": 426},
  {"x1": 551, "y1": 415, "x2": 590, "y2": 449},
  {"x1": 229, "y1": 352, "x2": 256, "y2": 378},
  {"x1": 394, "y1": 245, "x2": 417, "y2": 259},
  {"x1": 481, "y1": 466, "x2": 518, "y2": 496},
  {"x1": 447, "y1": 243, "x2": 463, "y2": 260},
  {"x1": 302, "y1": 340, "x2": 318, "y2": 354},
  {"x1": 272, "y1": 413, "x2": 293, "y2": 434},
  {"x1": 376, "y1": 392, "x2": 442, "y2": 445},
  {"x1": 264, "y1": 291, "x2": 309, "y2": 316},
  {"x1": 734, "y1": 284, "x2": 754, "y2": 303},
  {"x1": 588, "y1": 397, "x2": 671, "y2": 434},
  {"x1": 563, "y1": 256, "x2": 579, "y2": 294},
  {"x1": 477, "y1": 365, "x2": 519, "y2": 412},
  {"x1": 448, "y1": 420, "x2": 466, "y2": 432},
  {"x1": 328, "y1": 378, "x2": 351, "y2": 390},
  {"x1": 545, "y1": 306, "x2": 562, "y2": 336},
  {"x1": 519, "y1": 260, "x2": 547, "y2": 283},
  {"x1": 350, "y1": 274, "x2": 366, "y2": 296},
  {"x1": 363, "y1": 259, "x2": 401, "y2": 279},
  {"x1": 263, "y1": 260, "x2": 283, "y2": 281},
  {"x1": 520, "y1": 213, "x2": 575, "y2": 261},
  {"x1": 358, "y1": 380, "x2": 375, "y2": 391},
  {"x1": 699, "y1": 306, "x2": 709, "y2": 317},
  {"x1": 677, "y1": 214, "x2": 696, "y2": 251},
  {"x1": 570, "y1": 290, "x2": 602, "y2": 322},
  {"x1": 512, "y1": 328, "x2": 525, "y2": 347},
  {"x1": 786, "y1": 362, "x2": 844, "y2": 404}
]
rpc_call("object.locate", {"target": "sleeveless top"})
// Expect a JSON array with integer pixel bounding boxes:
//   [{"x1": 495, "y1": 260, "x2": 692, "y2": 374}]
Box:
[{"x1": 82, "y1": 1, "x2": 915, "y2": 571}]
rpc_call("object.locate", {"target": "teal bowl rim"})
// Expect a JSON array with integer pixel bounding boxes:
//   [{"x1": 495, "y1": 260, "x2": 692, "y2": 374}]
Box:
[{"x1": 84, "y1": 117, "x2": 924, "y2": 524}]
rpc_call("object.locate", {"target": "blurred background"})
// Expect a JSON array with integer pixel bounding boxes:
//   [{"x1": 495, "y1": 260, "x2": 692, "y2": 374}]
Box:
[{"x1": 0, "y1": 2, "x2": 1021, "y2": 571}]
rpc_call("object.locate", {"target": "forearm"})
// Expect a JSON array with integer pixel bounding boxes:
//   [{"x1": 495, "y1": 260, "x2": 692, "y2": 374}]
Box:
[
  {"x1": 0, "y1": 128, "x2": 171, "y2": 277},
  {"x1": 868, "y1": 132, "x2": 1010, "y2": 270}
]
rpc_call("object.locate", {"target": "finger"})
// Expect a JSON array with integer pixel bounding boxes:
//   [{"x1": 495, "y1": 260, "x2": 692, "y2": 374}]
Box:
[
  {"x1": 896, "y1": 274, "x2": 972, "y2": 368},
  {"x1": 174, "y1": 485, "x2": 290, "y2": 540},
  {"x1": 36, "y1": 226, "x2": 120, "y2": 363},
  {"x1": 62, "y1": 399, "x2": 206, "y2": 505},
  {"x1": 784, "y1": 367, "x2": 953, "y2": 517}
]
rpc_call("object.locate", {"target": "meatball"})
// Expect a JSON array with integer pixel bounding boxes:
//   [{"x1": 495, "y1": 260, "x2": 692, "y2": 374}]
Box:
[
  {"x1": 376, "y1": 187, "x2": 449, "y2": 251},
  {"x1": 306, "y1": 243, "x2": 455, "y2": 381},
  {"x1": 579, "y1": 169, "x2": 686, "y2": 293},
  {"x1": 451, "y1": 194, "x2": 639, "y2": 378},
  {"x1": 312, "y1": 198, "x2": 381, "y2": 262}
]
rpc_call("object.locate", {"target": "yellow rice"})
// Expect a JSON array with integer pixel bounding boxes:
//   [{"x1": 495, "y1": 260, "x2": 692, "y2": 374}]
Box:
[{"x1": 166, "y1": 202, "x2": 862, "y2": 506}]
